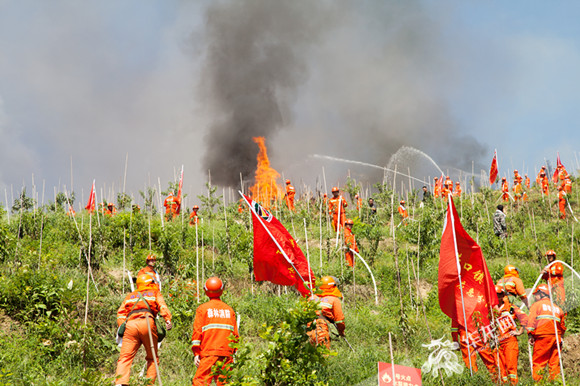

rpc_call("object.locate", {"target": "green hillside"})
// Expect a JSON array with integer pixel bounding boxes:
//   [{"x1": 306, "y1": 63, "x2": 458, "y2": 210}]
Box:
[{"x1": 1, "y1": 180, "x2": 579, "y2": 385}]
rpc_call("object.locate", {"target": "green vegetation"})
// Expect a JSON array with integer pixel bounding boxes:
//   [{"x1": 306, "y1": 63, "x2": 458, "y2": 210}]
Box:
[{"x1": 0, "y1": 180, "x2": 579, "y2": 385}]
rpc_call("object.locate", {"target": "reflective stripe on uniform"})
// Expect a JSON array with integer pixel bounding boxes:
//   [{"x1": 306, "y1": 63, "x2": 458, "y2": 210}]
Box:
[
  {"x1": 201, "y1": 323, "x2": 235, "y2": 332},
  {"x1": 537, "y1": 315, "x2": 560, "y2": 322},
  {"x1": 320, "y1": 302, "x2": 332, "y2": 309},
  {"x1": 191, "y1": 340, "x2": 201, "y2": 346}
]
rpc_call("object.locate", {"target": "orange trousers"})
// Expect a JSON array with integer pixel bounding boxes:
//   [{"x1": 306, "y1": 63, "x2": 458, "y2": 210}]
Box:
[
  {"x1": 345, "y1": 251, "x2": 355, "y2": 267},
  {"x1": 307, "y1": 319, "x2": 331, "y2": 349},
  {"x1": 192, "y1": 355, "x2": 233, "y2": 386},
  {"x1": 459, "y1": 339, "x2": 498, "y2": 378},
  {"x1": 559, "y1": 199, "x2": 566, "y2": 219},
  {"x1": 498, "y1": 335, "x2": 519, "y2": 384},
  {"x1": 115, "y1": 316, "x2": 159, "y2": 385},
  {"x1": 532, "y1": 335, "x2": 562, "y2": 381},
  {"x1": 331, "y1": 214, "x2": 345, "y2": 232}
]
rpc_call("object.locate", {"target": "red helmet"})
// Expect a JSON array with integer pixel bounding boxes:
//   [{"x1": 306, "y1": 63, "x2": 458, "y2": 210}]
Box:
[
  {"x1": 193, "y1": 205, "x2": 199, "y2": 210},
  {"x1": 534, "y1": 284, "x2": 550, "y2": 296},
  {"x1": 146, "y1": 254, "x2": 157, "y2": 262},
  {"x1": 345, "y1": 218, "x2": 354, "y2": 225},
  {"x1": 204, "y1": 277, "x2": 224, "y2": 298},
  {"x1": 514, "y1": 170, "x2": 518, "y2": 173},
  {"x1": 331, "y1": 187, "x2": 339, "y2": 193},
  {"x1": 136, "y1": 273, "x2": 156, "y2": 291},
  {"x1": 546, "y1": 250, "x2": 556, "y2": 259},
  {"x1": 285, "y1": 179, "x2": 291, "y2": 184},
  {"x1": 400, "y1": 200, "x2": 405, "y2": 205}
]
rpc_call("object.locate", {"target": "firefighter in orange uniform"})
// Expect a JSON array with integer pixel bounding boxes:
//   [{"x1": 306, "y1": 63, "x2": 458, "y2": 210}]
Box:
[
  {"x1": 501, "y1": 178, "x2": 510, "y2": 202},
  {"x1": 527, "y1": 284, "x2": 566, "y2": 382},
  {"x1": 496, "y1": 265, "x2": 529, "y2": 309},
  {"x1": 558, "y1": 185, "x2": 567, "y2": 219},
  {"x1": 513, "y1": 169, "x2": 523, "y2": 185},
  {"x1": 564, "y1": 177, "x2": 572, "y2": 194},
  {"x1": 494, "y1": 285, "x2": 528, "y2": 384},
  {"x1": 308, "y1": 276, "x2": 345, "y2": 349},
  {"x1": 284, "y1": 179, "x2": 296, "y2": 212},
  {"x1": 137, "y1": 254, "x2": 161, "y2": 290},
  {"x1": 115, "y1": 274, "x2": 173, "y2": 386},
  {"x1": 105, "y1": 202, "x2": 117, "y2": 216},
  {"x1": 67, "y1": 205, "x2": 76, "y2": 217},
  {"x1": 343, "y1": 219, "x2": 358, "y2": 267},
  {"x1": 453, "y1": 181, "x2": 462, "y2": 197},
  {"x1": 542, "y1": 250, "x2": 565, "y2": 307},
  {"x1": 451, "y1": 319, "x2": 498, "y2": 378},
  {"x1": 524, "y1": 174, "x2": 531, "y2": 189},
  {"x1": 163, "y1": 191, "x2": 181, "y2": 220},
  {"x1": 328, "y1": 187, "x2": 347, "y2": 232},
  {"x1": 433, "y1": 177, "x2": 441, "y2": 198},
  {"x1": 189, "y1": 205, "x2": 200, "y2": 226},
  {"x1": 536, "y1": 166, "x2": 546, "y2": 185},
  {"x1": 191, "y1": 277, "x2": 238, "y2": 386},
  {"x1": 354, "y1": 194, "x2": 363, "y2": 211},
  {"x1": 513, "y1": 179, "x2": 523, "y2": 202},
  {"x1": 398, "y1": 200, "x2": 408, "y2": 225},
  {"x1": 441, "y1": 176, "x2": 453, "y2": 199}
]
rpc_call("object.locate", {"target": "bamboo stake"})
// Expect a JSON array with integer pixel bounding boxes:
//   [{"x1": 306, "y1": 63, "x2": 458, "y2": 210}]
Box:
[
  {"x1": 84, "y1": 213, "x2": 92, "y2": 326},
  {"x1": 38, "y1": 180, "x2": 45, "y2": 267},
  {"x1": 195, "y1": 220, "x2": 200, "y2": 304},
  {"x1": 303, "y1": 219, "x2": 313, "y2": 289},
  {"x1": 201, "y1": 222, "x2": 205, "y2": 287},
  {"x1": 145, "y1": 313, "x2": 163, "y2": 386},
  {"x1": 391, "y1": 165, "x2": 405, "y2": 322},
  {"x1": 158, "y1": 178, "x2": 164, "y2": 228},
  {"x1": 223, "y1": 192, "x2": 232, "y2": 267},
  {"x1": 123, "y1": 228, "x2": 126, "y2": 293},
  {"x1": 4, "y1": 188, "x2": 9, "y2": 225},
  {"x1": 319, "y1": 197, "x2": 323, "y2": 276}
]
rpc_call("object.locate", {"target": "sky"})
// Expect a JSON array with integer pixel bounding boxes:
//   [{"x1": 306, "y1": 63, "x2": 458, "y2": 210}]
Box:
[{"x1": 1, "y1": 0, "x2": 579, "y2": 209}]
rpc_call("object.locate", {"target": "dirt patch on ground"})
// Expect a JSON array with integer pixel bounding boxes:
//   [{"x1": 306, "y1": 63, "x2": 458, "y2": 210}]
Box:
[
  {"x1": 563, "y1": 333, "x2": 580, "y2": 377},
  {"x1": 0, "y1": 310, "x2": 23, "y2": 337}
]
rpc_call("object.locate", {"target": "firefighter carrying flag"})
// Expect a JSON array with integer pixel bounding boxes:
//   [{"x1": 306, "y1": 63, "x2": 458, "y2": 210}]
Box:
[
  {"x1": 241, "y1": 193, "x2": 314, "y2": 297},
  {"x1": 438, "y1": 195, "x2": 499, "y2": 378}
]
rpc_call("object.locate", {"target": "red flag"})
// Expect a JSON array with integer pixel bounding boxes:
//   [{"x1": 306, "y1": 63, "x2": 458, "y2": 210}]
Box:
[
  {"x1": 243, "y1": 194, "x2": 314, "y2": 296},
  {"x1": 85, "y1": 180, "x2": 96, "y2": 212},
  {"x1": 438, "y1": 196, "x2": 498, "y2": 332},
  {"x1": 553, "y1": 152, "x2": 563, "y2": 183},
  {"x1": 489, "y1": 151, "x2": 498, "y2": 185},
  {"x1": 176, "y1": 165, "x2": 184, "y2": 214}
]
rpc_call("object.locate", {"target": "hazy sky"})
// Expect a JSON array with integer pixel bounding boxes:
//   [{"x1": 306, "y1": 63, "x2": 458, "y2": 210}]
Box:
[{"x1": 1, "y1": 0, "x2": 579, "y2": 208}]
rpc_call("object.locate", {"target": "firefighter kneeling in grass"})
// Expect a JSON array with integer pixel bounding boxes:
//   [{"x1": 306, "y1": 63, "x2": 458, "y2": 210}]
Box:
[
  {"x1": 191, "y1": 277, "x2": 239, "y2": 386},
  {"x1": 307, "y1": 276, "x2": 345, "y2": 349}
]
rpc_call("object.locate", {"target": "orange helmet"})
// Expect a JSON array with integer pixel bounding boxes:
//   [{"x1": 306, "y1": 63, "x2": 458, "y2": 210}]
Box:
[
  {"x1": 502, "y1": 177, "x2": 506, "y2": 181},
  {"x1": 146, "y1": 254, "x2": 157, "y2": 262},
  {"x1": 193, "y1": 205, "x2": 199, "y2": 210},
  {"x1": 434, "y1": 177, "x2": 438, "y2": 180},
  {"x1": 546, "y1": 250, "x2": 556, "y2": 260},
  {"x1": 534, "y1": 284, "x2": 549, "y2": 296},
  {"x1": 136, "y1": 273, "x2": 156, "y2": 291},
  {"x1": 514, "y1": 170, "x2": 518, "y2": 173},
  {"x1": 204, "y1": 277, "x2": 224, "y2": 298},
  {"x1": 285, "y1": 179, "x2": 291, "y2": 185},
  {"x1": 331, "y1": 186, "x2": 339, "y2": 193},
  {"x1": 345, "y1": 218, "x2": 354, "y2": 225},
  {"x1": 504, "y1": 264, "x2": 519, "y2": 276},
  {"x1": 319, "y1": 276, "x2": 337, "y2": 290},
  {"x1": 400, "y1": 200, "x2": 405, "y2": 205}
]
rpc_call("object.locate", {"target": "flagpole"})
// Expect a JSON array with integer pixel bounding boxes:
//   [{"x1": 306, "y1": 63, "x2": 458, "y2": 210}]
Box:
[
  {"x1": 240, "y1": 192, "x2": 313, "y2": 296},
  {"x1": 447, "y1": 194, "x2": 474, "y2": 375},
  {"x1": 303, "y1": 219, "x2": 312, "y2": 287}
]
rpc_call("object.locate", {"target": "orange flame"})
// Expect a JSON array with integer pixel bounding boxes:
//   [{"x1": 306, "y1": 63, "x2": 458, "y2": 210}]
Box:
[{"x1": 249, "y1": 137, "x2": 282, "y2": 208}]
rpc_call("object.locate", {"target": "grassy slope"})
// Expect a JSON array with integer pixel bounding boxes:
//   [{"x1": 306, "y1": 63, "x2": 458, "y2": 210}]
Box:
[{"x1": 0, "y1": 182, "x2": 579, "y2": 385}]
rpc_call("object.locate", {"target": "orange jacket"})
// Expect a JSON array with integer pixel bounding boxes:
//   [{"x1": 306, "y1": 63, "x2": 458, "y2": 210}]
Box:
[
  {"x1": 495, "y1": 298, "x2": 528, "y2": 342},
  {"x1": 189, "y1": 210, "x2": 199, "y2": 225},
  {"x1": 344, "y1": 227, "x2": 358, "y2": 253},
  {"x1": 542, "y1": 262, "x2": 564, "y2": 288},
  {"x1": 328, "y1": 196, "x2": 347, "y2": 217},
  {"x1": 191, "y1": 298, "x2": 238, "y2": 357},
  {"x1": 434, "y1": 179, "x2": 440, "y2": 198},
  {"x1": 525, "y1": 176, "x2": 531, "y2": 189},
  {"x1": 398, "y1": 205, "x2": 408, "y2": 218},
  {"x1": 497, "y1": 275, "x2": 527, "y2": 303},
  {"x1": 526, "y1": 298, "x2": 566, "y2": 337},
  {"x1": 117, "y1": 289, "x2": 171, "y2": 327},
  {"x1": 310, "y1": 291, "x2": 345, "y2": 335},
  {"x1": 164, "y1": 195, "x2": 181, "y2": 215},
  {"x1": 453, "y1": 184, "x2": 462, "y2": 197}
]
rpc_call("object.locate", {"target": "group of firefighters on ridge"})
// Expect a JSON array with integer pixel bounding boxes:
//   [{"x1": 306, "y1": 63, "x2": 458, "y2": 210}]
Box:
[
  {"x1": 453, "y1": 250, "x2": 567, "y2": 383},
  {"x1": 114, "y1": 252, "x2": 345, "y2": 385}
]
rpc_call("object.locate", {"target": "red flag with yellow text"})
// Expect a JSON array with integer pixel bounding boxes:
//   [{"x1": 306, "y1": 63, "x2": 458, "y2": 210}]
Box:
[
  {"x1": 489, "y1": 151, "x2": 498, "y2": 185},
  {"x1": 438, "y1": 196, "x2": 498, "y2": 332},
  {"x1": 243, "y1": 194, "x2": 314, "y2": 296},
  {"x1": 552, "y1": 152, "x2": 563, "y2": 183}
]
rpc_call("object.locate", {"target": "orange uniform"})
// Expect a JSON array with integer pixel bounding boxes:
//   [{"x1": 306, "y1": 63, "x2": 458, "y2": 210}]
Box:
[
  {"x1": 355, "y1": 194, "x2": 362, "y2": 211},
  {"x1": 541, "y1": 174, "x2": 549, "y2": 195},
  {"x1": 501, "y1": 179, "x2": 510, "y2": 202},
  {"x1": 285, "y1": 183, "x2": 296, "y2": 212},
  {"x1": 328, "y1": 196, "x2": 347, "y2": 232},
  {"x1": 189, "y1": 210, "x2": 199, "y2": 225},
  {"x1": 542, "y1": 262, "x2": 565, "y2": 307},
  {"x1": 451, "y1": 320, "x2": 498, "y2": 377},
  {"x1": 433, "y1": 178, "x2": 441, "y2": 198},
  {"x1": 308, "y1": 288, "x2": 345, "y2": 349},
  {"x1": 558, "y1": 188, "x2": 567, "y2": 219},
  {"x1": 344, "y1": 226, "x2": 358, "y2": 267},
  {"x1": 495, "y1": 298, "x2": 528, "y2": 384},
  {"x1": 163, "y1": 193, "x2": 181, "y2": 220},
  {"x1": 115, "y1": 289, "x2": 172, "y2": 385},
  {"x1": 453, "y1": 182, "x2": 462, "y2": 197},
  {"x1": 513, "y1": 171, "x2": 523, "y2": 185},
  {"x1": 512, "y1": 181, "x2": 523, "y2": 201},
  {"x1": 527, "y1": 297, "x2": 566, "y2": 381},
  {"x1": 524, "y1": 175, "x2": 530, "y2": 189},
  {"x1": 564, "y1": 177, "x2": 572, "y2": 193},
  {"x1": 191, "y1": 299, "x2": 238, "y2": 386},
  {"x1": 497, "y1": 273, "x2": 528, "y2": 307}
]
